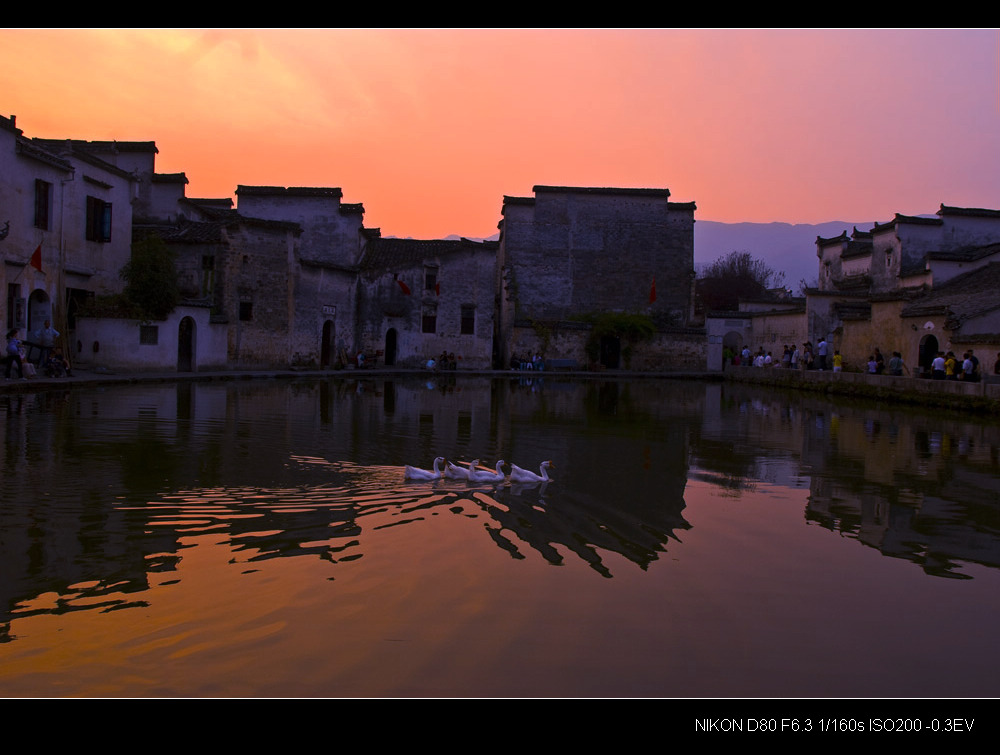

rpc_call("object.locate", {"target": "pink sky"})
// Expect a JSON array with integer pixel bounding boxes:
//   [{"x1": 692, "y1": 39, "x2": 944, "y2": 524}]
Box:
[{"x1": 2, "y1": 28, "x2": 997, "y2": 238}]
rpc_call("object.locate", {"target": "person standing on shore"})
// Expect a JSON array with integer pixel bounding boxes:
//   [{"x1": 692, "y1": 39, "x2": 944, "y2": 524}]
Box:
[
  {"x1": 33, "y1": 319, "x2": 60, "y2": 366},
  {"x1": 888, "y1": 351, "x2": 909, "y2": 376},
  {"x1": 817, "y1": 338, "x2": 828, "y2": 371},
  {"x1": 5, "y1": 329, "x2": 24, "y2": 380},
  {"x1": 932, "y1": 351, "x2": 946, "y2": 380}
]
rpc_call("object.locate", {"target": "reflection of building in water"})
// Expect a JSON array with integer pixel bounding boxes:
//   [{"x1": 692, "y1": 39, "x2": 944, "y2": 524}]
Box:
[
  {"x1": 803, "y1": 404, "x2": 1000, "y2": 578},
  {"x1": 0, "y1": 377, "x2": 703, "y2": 638},
  {"x1": 694, "y1": 383, "x2": 1000, "y2": 578}
]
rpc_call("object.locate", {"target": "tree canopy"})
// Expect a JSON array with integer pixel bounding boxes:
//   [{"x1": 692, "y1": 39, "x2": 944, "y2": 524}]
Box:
[
  {"x1": 696, "y1": 250, "x2": 786, "y2": 312},
  {"x1": 120, "y1": 236, "x2": 180, "y2": 320}
]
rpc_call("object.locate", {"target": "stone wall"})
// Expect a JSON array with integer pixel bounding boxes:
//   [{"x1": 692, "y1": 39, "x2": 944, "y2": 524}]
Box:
[
  {"x1": 221, "y1": 223, "x2": 297, "y2": 368},
  {"x1": 501, "y1": 188, "x2": 694, "y2": 319},
  {"x1": 498, "y1": 186, "x2": 696, "y2": 369},
  {"x1": 75, "y1": 305, "x2": 228, "y2": 372},
  {"x1": 357, "y1": 240, "x2": 497, "y2": 369},
  {"x1": 507, "y1": 322, "x2": 706, "y2": 372}
]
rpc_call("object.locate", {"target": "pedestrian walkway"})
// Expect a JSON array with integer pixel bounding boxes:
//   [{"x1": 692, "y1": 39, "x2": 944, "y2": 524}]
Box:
[{"x1": 0, "y1": 364, "x2": 721, "y2": 393}]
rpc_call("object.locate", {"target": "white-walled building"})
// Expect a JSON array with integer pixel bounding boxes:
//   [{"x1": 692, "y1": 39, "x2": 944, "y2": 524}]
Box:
[{"x1": 1, "y1": 116, "x2": 135, "y2": 358}]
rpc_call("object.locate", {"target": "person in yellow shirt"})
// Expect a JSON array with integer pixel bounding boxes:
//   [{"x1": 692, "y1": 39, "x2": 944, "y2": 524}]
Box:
[
  {"x1": 945, "y1": 351, "x2": 958, "y2": 380},
  {"x1": 832, "y1": 350, "x2": 843, "y2": 372}
]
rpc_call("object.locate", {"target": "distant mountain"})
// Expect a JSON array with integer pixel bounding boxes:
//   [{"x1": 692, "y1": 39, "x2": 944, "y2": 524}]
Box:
[{"x1": 695, "y1": 220, "x2": 876, "y2": 291}]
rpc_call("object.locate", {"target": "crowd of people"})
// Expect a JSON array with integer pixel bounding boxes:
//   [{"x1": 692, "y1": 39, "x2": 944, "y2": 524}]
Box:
[
  {"x1": 929, "y1": 350, "x2": 988, "y2": 382},
  {"x1": 509, "y1": 352, "x2": 545, "y2": 371},
  {"x1": 727, "y1": 340, "x2": 1000, "y2": 382},
  {"x1": 728, "y1": 339, "x2": 842, "y2": 372},
  {"x1": 5, "y1": 321, "x2": 72, "y2": 381},
  {"x1": 425, "y1": 351, "x2": 458, "y2": 371}
]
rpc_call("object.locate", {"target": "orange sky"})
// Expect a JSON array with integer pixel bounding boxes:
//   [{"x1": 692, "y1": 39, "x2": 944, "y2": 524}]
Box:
[{"x1": 2, "y1": 28, "x2": 998, "y2": 238}]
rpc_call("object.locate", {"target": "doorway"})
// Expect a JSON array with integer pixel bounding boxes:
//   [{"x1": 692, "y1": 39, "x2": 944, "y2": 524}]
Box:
[
  {"x1": 321, "y1": 320, "x2": 334, "y2": 367},
  {"x1": 178, "y1": 316, "x2": 195, "y2": 372},
  {"x1": 385, "y1": 328, "x2": 397, "y2": 366}
]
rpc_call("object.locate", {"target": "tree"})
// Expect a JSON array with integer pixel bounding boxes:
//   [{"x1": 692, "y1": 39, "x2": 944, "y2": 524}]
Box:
[
  {"x1": 120, "y1": 236, "x2": 180, "y2": 320},
  {"x1": 696, "y1": 250, "x2": 786, "y2": 312}
]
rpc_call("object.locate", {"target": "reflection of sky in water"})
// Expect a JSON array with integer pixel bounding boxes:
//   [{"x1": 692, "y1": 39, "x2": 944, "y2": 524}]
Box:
[{"x1": 1, "y1": 378, "x2": 999, "y2": 697}]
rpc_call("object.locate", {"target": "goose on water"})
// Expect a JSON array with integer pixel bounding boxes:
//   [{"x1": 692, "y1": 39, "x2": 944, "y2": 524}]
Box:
[
  {"x1": 469, "y1": 459, "x2": 506, "y2": 483},
  {"x1": 444, "y1": 460, "x2": 471, "y2": 479},
  {"x1": 510, "y1": 460, "x2": 554, "y2": 484},
  {"x1": 404, "y1": 457, "x2": 446, "y2": 480}
]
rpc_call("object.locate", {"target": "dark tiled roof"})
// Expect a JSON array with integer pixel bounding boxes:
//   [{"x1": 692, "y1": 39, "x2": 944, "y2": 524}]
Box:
[
  {"x1": 901, "y1": 261, "x2": 1000, "y2": 325},
  {"x1": 186, "y1": 198, "x2": 234, "y2": 211},
  {"x1": 832, "y1": 274, "x2": 872, "y2": 292},
  {"x1": 152, "y1": 172, "x2": 189, "y2": 184},
  {"x1": 135, "y1": 220, "x2": 226, "y2": 244},
  {"x1": 66, "y1": 140, "x2": 158, "y2": 154},
  {"x1": 236, "y1": 185, "x2": 343, "y2": 199},
  {"x1": 340, "y1": 202, "x2": 365, "y2": 215},
  {"x1": 30, "y1": 138, "x2": 135, "y2": 180},
  {"x1": 938, "y1": 204, "x2": 1000, "y2": 219},
  {"x1": 135, "y1": 211, "x2": 301, "y2": 244},
  {"x1": 841, "y1": 239, "x2": 874, "y2": 260},
  {"x1": 15, "y1": 138, "x2": 73, "y2": 171},
  {"x1": 834, "y1": 301, "x2": 872, "y2": 320},
  {"x1": 817, "y1": 231, "x2": 849, "y2": 246},
  {"x1": 926, "y1": 241, "x2": 1000, "y2": 263},
  {"x1": 893, "y1": 213, "x2": 942, "y2": 226},
  {"x1": 869, "y1": 215, "x2": 938, "y2": 235},
  {"x1": 0, "y1": 114, "x2": 21, "y2": 135},
  {"x1": 502, "y1": 196, "x2": 536, "y2": 211},
  {"x1": 533, "y1": 185, "x2": 671, "y2": 199},
  {"x1": 361, "y1": 237, "x2": 498, "y2": 271}
]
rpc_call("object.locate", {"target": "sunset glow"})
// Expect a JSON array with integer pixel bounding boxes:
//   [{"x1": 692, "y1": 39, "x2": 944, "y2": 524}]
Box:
[{"x1": 2, "y1": 28, "x2": 997, "y2": 237}]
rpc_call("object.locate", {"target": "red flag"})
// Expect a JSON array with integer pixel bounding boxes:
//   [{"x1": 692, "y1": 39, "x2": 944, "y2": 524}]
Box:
[
  {"x1": 435, "y1": 282, "x2": 440, "y2": 296},
  {"x1": 30, "y1": 245, "x2": 42, "y2": 272},
  {"x1": 396, "y1": 279, "x2": 411, "y2": 295},
  {"x1": 649, "y1": 277, "x2": 657, "y2": 304}
]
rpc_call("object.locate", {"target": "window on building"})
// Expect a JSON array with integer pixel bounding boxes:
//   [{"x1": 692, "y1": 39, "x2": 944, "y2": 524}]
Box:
[
  {"x1": 85, "y1": 196, "x2": 112, "y2": 242},
  {"x1": 201, "y1": 255, "x2": 215, "y2": 297},
  {"x1": 422, "y1": 311, "x2": 437, "y2": 334},
  {"x1": 424, "y1": 266, "x2": 438, "y2": 292},
  {"x1": 460, "y1": 305, "x2": 475, "y2": 335},
  {"x1": 139, "y1": 325, "x2": 159, "y2": 345},
  {"x1": 7, "y1": 283, "x2": 22, "y2": 330},
  {"x1": 34, "y1": 180, "x2": 51, "y2": 230},
  {"x1": 66, "y1": 288, "x2": 94, "y2": 331},
  {"x1": 239, "y1": 301, "x2": 253, "y2": 321}
]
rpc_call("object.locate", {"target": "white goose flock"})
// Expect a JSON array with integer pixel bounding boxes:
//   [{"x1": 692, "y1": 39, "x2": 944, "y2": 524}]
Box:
[
  {"x1": 404, "y1": 457, "x2": 554, "y2": 484},
  {"x1": 403, "y1": 456, "x2": 445, "y2": 480}
]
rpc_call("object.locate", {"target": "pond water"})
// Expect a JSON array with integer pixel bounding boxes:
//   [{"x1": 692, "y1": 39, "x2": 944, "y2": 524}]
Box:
[{"x1": 1, "y1": 375, "x2": 999, "y2": 698}]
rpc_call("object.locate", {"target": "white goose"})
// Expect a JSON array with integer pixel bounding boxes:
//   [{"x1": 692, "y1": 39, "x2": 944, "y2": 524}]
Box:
[
  {"x1": 469, "y1": 459, "x2": 506, "y2": 483},
  {"x1": 404, "y1": 457, "x2": 446, "y2": 481},
  {"x1": 444, "y1": 460, "x2": 471, "y2": 479},
  {"x1": 510, "y1": 460, "x2": 554, "y2": 484}
]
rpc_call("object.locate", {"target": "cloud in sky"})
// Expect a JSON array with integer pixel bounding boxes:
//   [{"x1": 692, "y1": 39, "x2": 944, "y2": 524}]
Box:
[{"x1": 2, "y1": 28, "x2": 997, "y2": 238}]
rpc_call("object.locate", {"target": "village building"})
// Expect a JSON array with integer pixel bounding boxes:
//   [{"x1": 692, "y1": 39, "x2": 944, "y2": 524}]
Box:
[
  {"x1": 497, "y1": 186, "x2": 702, "y2": 370},
  {"x1": 0, "y1": 116, "x2": 136, "y2": 363},
  {"x1": 356, "y1": 235, "x2": 498, "y2": 369},
  {"x1": 806, "y1": 205, "x2": 1000, "y2": 375}
]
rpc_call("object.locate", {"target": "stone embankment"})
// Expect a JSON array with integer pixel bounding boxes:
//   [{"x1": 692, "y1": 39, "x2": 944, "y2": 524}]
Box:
[
  {"x1": 4, "y1": 364, "x2": 999, "y2": 414},
  {"x1": 724, "y1": 365, "x2": 1000, "y2": 413}
]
